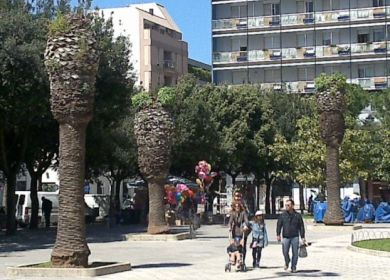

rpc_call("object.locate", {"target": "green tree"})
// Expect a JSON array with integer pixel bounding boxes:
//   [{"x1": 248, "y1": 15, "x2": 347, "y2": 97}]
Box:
[
  {"x1": 170, "y1": 76, "x2": 219, "y2": 176},
  {"x1": 0, "y1": 1, "x2": 52, "y2": 235}
]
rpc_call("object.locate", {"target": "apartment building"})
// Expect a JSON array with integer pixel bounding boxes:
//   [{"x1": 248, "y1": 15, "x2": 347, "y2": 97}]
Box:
[
  {"x1": 212, "y1": 0, "x2": 390, "y2": 92},
  {"x1": 101, "y1": 3, "x2": 188, "y2": 92}
]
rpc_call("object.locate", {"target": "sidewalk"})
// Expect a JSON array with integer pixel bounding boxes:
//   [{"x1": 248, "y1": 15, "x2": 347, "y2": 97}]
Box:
[{"x1": 1, "y1": 221, "x2": 389, "y2": 280}]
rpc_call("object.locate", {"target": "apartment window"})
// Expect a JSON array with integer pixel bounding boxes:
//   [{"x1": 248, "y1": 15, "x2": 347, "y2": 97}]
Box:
[
  {"x1": 232, "y1": 37, "x2": 247, "y2": 52},
  {"x1": 323, "y1": 66, "x2": 335, "y2": 74},
  {"x1": 231, "y1": 4, "x2": 247, "y2": 18},
  {"x1": 265, "y1": 69, "x2": 281, "y2": 83},
  {"x1": 323, "y1": 31, "x2": 333, "y2": 45},
  {"x1": 322, "y1": 0, "x2": 332, "y2": 11},
  {"x1": 297, "y1": 33, "x2": 313, "y2": 47},
  {"x1": 373, "y1": 29, "x2": 385, "y2": 42},
  {"x1": 265, "y1": 35, "x2": 280, "y2": 49},
  {"x1": 358, "y1": 66, "x2": 374, "y2": 78},
  {"x1": 358, "y1": 33, "x2": 369, "y2": 43},
  {"x1": 272, "y1": 3, "x2": 280, "y2": 15},
  {"x1": 298, "y1": 68, "x2": 309, "y2": 81},
  {"x1": 306, "y1": 1, "x2": 314, "y2": 12},
  {"x1": 373, "y1": 0, "x2": 385, "y2": 7}
]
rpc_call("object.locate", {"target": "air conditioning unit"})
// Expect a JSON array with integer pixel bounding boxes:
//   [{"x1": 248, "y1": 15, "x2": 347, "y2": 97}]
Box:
[
  {"x1": 272, "y1": 50, "x2": 281, "y2": 57},
  {"x1": 305, "y1": 81, "x2": 315, "y2": 89},
  {"x1": 273, "y1": 83, "x2": 282, "y2": 90}
]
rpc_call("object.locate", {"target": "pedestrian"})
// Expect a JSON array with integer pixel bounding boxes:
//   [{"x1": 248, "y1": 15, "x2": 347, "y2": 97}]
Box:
[
  {"x1": 41, "y1": 196, "x2": 52, "y2": 228},
  {"x1": 308, "y1": 195, "x2": 313, "y2": 214},
  {"x1": 276, "y1": 199, "x2": 306, "y2": 273},
  {"x1": 249, "y1": 210, "x2": 268, "y2": 269},
  {"x1": 228, "y1": 202, "x2": 249, "y2": 267}
]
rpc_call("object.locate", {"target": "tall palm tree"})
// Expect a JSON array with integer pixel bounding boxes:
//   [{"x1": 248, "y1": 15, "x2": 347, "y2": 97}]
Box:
[
  {"x1": 316, "y1": 74, "x2": 346, "y2": 225},
  {"x1": 134, "y1": 99, "x2": 174, "y2": 234},
  {"x1": 44, "y1": 14, "x2": 99, "y2": 267}
]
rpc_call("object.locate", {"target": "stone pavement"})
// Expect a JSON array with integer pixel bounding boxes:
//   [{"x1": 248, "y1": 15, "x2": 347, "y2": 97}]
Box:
[{"x1": 1, "y1": 220, "x2": 390, "y2": 280}]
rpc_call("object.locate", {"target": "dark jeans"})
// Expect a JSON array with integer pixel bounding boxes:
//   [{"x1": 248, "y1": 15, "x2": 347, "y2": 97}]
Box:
[
  {"x1": 252, "y1": 247, "x2": 263, "y2": 266},
  {"x1": 44, "y1": 211, "x2": 51, "y2": 228},
  {"x1": 282, "y1": 236, "x2": 299, "y2": 270}
]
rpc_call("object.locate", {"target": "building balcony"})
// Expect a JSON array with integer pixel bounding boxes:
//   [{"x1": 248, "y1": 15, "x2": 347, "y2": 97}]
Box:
[
  {"x1": 212, "y1": 6, "x2": 390, "y2": 32},
  {"x1": 163, "y1": 60, "x2": 176, "y2": 70},
  {"x1": 213, "y1": 41, "x2": 389, "y2": 64},
  {"x1": 260, "y1": 77, "x2": 389, "y2": 93}
]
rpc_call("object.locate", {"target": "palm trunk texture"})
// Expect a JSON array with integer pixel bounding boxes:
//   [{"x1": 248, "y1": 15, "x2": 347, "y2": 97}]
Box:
[
  {"x1": 51, "y1": 123, "x2": 89, "y2": 267},
  {"x1": 323, "y1": 145, "x2": 344, "y2": 225},
  {"x1": 148, "y1": 178, "x2": 169, "y2": 234}
]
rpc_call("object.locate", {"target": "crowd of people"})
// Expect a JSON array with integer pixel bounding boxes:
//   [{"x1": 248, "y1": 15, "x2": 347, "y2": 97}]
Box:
[{"x1": 226, "y1": 190, "x2": 306, "y2": 273}]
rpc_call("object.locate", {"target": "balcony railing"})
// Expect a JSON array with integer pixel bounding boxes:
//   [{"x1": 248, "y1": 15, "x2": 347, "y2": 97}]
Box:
[
  {"x1": 259, "y1": 77, "x2": 389, "y2": 92},
  {"x1": 163, "y1": 60, "x2": 175, "y2": 69},
  {"x1": 213, "y1": 41, "x2": 389, "y2": 63},
  {"x1": 212, "y1": 6, "x2": 390, "y2": 31}
]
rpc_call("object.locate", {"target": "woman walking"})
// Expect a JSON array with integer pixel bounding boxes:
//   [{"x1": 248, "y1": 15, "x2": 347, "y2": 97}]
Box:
[{"x1": 250, "y1": 210, "x2": 268, "y2": 269}]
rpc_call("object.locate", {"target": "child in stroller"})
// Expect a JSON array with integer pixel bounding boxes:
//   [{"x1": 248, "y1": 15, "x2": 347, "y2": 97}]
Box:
[{"x1": 225, "y1": 233, "x2": 246, "y2": 272}]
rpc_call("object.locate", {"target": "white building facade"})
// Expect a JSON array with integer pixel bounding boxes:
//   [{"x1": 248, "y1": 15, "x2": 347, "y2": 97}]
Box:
[
  {"x1": 212, "y1": 0, "x2": 390, "y2": 92},
  {"x1": 100, "y1": 3, "x2": 188, "y2": 92}
]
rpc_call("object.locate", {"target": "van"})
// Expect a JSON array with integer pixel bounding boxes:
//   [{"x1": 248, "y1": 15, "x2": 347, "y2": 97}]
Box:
[
  {"x1": 15, "y1": 191, "x2": 59, "y2": 227},
  {"x1": 15, "y1": 191, "x2": 100, "y2": 227}
]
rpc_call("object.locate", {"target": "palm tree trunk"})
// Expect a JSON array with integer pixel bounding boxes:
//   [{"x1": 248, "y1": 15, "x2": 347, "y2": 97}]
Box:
[
  {"x1": 147, "y1": 177, "x2": 168, "y2": 234},
  {"x1": 51, "y1": 122, "x2": 90, "y2": 267},
  {"x1": 323, "y1": 145, "x2": 344, "y2": 225}
]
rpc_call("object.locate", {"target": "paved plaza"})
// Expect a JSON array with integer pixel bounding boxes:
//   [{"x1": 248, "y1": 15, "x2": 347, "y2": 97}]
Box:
[{"x1": 1, "y1": 220, "x2": 389, "y2": 280}]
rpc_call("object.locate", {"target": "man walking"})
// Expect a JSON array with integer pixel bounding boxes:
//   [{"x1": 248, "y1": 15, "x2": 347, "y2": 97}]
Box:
[
  {"x1": 41, "y1": 196, "x2": 52, "y2": 228},
  {"x1": 276, "y1": 199, "x2": 306, "y2": 273}
]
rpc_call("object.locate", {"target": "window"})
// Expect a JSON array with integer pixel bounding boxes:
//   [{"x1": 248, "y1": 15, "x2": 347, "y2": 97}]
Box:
[
  {"x1": 322, "y1": 0, "x2": 332, "y2": 11},
  {"x1": 297, "y1": 33, "x2": 313, "y2": 47},
  {"x1": 272, "y1": 3, "x2": 280, "y2": 15},
  {"x1": 231, "y1": 4, "x2": 247, "y2": 18},
  {"x1": 373, "y1": 29, "x2": 385, "y2": 42},
  {"x1": 265, "y1": 69, "x2": 281, "y2": 83},
  {"x1": 373, "y1": 0, "x2": 385, "y2": 7},
  {"x1": 358, "y1": 66, "x2": 374, "y2": 78},
  {"x1": 323, "y1": 31, "x2": 333, "y2": 45},
  {"x1": 358, "y1": 33, "x2": 369, "y2": 43},
  {"x1": 306, "y1": 1, "x2": 314, "y2": 12},
  {"x1": 264, "y1": 35, "x2": 280, "y2": 49}
]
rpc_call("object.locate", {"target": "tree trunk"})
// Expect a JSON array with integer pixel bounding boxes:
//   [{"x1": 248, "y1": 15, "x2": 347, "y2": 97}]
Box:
[
  {"x1": 323, "y1": 145, "x2": 344, "y2": 225},
  {"x1": 29, "y1": 172, "x2": 39, "y2": 229},
  {"x1": 115, "y1": 179, "x2": 121, "y2": 209},
  {"x1": 51, "y1": 123, "x2": 90, "y2": 267},
  {"x1": 5, "y1": 171, "x2": 17, "y2": 235},
  {"x1": 265, "y1": 179, "x2": 271, "y2": 215},
  {"x1": 299, "y1": 183, "x2": 305, "y2": 214},
  {"x1": 147, "y1": 177, "x2": 168, "y2": 234}
]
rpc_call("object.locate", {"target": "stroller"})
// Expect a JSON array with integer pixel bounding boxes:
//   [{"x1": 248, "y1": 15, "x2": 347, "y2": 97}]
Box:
[{"x1": 225, "y1": 231, "x2": 247, "y2": 272}]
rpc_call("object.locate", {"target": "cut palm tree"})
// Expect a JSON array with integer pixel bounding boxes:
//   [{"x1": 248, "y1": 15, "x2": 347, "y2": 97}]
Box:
[
  {"x1": 316, "y1": 73, "x2": 346, "y2": 226},
  {"x1": 133, "y1": 88, "x2": 175, "y2": 234},
  {"x1": 44, "y1": 13, "x2": 99, "y2": 267}
]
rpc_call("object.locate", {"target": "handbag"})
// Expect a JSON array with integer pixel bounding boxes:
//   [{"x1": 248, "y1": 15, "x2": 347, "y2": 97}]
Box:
[{"x1": 298, "y1": 244, "x2": 308, "y2": 258}]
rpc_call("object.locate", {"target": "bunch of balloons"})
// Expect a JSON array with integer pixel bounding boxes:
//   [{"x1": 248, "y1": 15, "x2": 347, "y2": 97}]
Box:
[
  {"x1": 164, "y1": 183, "x2": 196, "y2": 206},
  {"x1": 195, "y1": 160, "x2": 213, "y2": 191}
]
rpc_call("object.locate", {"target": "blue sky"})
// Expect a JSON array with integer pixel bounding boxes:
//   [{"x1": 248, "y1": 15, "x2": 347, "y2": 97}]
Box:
[{"x1": 73, "y1": 0, "x2": 211, "y2": 64}]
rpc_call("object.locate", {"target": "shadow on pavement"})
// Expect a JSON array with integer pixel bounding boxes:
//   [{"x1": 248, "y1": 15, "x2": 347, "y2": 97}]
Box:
[
  {"x1": 132, "y1": 263, "x2": 192, "y2": 269},
  {"x1": 0, "y1": 224, "x2": 149, "y2": 254},
  {"x1": 242, "y1": 270, "x2": 340, "y2": 280}
]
